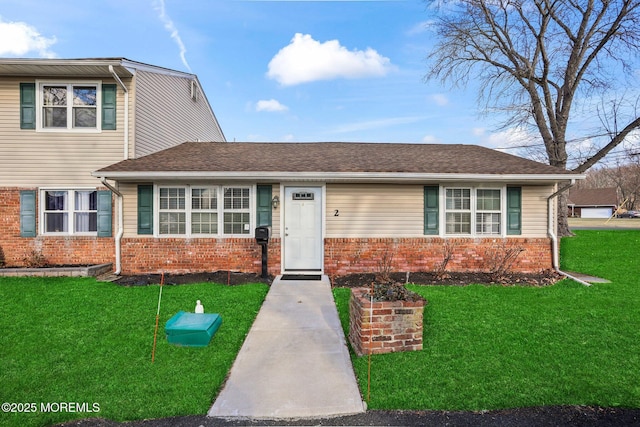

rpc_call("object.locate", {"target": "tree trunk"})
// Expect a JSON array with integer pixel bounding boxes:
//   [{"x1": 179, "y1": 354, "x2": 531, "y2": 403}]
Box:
[{"x1": 557, "y1": 192, "x2": 572, "y2": 237}]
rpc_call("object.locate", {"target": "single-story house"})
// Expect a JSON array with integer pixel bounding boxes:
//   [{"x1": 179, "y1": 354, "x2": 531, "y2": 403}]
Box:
[
  {"x1": 567, "y1": 187, "x2": 618, "y2": 218},
  {"x1": 92, "y1": 141, "x2": 584, "y2": 276}
]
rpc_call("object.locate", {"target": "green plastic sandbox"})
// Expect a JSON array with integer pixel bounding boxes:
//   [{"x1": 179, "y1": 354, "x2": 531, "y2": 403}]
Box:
[{"x1": 165, "y1": 311, "x2": 222, "y2": 347}]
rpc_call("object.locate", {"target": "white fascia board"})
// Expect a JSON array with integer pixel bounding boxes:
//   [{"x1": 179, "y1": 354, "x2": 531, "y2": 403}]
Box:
[
  {"x1": 93, "y1": 171, "x2": 585, "y2": 183},
  {"x1": 120, "y1": 59, "x2": 195, "y2": 79}
]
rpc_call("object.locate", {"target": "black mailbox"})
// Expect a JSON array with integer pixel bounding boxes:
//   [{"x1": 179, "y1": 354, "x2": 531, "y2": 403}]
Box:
[
  {"x1": 255, "y1": 226, "x2": 270, "y2": 245},
  {"x1": 255, "y1": 226, "x2": 270, "y2": 279}
]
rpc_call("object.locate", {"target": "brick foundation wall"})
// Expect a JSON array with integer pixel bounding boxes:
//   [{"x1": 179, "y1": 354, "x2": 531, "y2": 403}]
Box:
[
  {"x1": 349, "y1": 287, "x2": 424, "y2": 356},
  {"x1": 325, "y1": 237, "x2": 552, "y2": 276},
  {"x1": 0, "y1": 188, "x2": 115, "y2": 268},
  {"x1": 120, "y1": 237, "x2": 282, "y2": 275}
]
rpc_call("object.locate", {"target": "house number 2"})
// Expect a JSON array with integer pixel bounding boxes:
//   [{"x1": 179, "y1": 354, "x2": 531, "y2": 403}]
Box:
[{"x1": 334, "y1": 210, "x2": 339, "y2": 216}]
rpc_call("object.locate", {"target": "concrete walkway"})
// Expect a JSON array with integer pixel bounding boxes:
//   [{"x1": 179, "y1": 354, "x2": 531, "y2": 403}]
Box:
[{"x1": 208, "y1": 275, "x2": 365, "y2": 419}]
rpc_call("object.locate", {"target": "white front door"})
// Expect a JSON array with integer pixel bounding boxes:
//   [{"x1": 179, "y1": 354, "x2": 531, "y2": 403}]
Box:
[{"x1": 283, "y1": 186, "x2": 323, "y2": 271}]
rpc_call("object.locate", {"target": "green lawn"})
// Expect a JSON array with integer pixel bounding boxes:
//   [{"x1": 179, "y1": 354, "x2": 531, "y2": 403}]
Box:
[
  {"x1": 335, "y1": 230, "x2": 640, "y2": 411},
  {"x1": 0, "y1": 278, "x2": 267, "y2": 427},
  {"x1": 1, "y1": 230, "x2": 638, "y2": 426}
]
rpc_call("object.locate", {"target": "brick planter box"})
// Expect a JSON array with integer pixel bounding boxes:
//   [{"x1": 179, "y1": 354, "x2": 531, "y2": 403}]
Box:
[{"x1": 348, "y1": 287, "x2": 425, "y2": 356}]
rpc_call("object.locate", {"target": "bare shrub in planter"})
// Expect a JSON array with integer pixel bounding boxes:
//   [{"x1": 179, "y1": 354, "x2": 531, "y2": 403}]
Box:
[{"x1": 349, "y1": 250, "x2": 427, "y2": 356}]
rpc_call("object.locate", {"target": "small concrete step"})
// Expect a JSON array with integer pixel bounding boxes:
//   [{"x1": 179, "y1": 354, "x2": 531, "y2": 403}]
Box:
[{"x1": 96, "y1": 273, "x2": 120, "y2": 282}]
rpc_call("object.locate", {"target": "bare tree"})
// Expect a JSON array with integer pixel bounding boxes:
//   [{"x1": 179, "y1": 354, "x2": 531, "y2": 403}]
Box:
[{"x1": 425, "y1": 0, "x2": 640, "y2": 235}]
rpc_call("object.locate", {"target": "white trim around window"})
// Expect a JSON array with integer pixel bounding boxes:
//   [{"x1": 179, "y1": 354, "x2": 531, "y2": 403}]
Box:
[
  {"x1": 39, "y1": 188, "x2": 99, "y2": 236},
  {"x1": 35, "y1": 80, "x2": 102, "y2": 132},
  {"x1": 154, "y1": 184, "x2": 254, "y2": 237},
  {"x1": 443, "y1": 186, "x2": 505, "y2": 237}
]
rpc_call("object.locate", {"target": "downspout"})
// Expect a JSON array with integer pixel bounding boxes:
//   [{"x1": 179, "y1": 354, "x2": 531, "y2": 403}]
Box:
[
  {"x1": 547, "y1": 179, "x2": 592, "y2": 287},
  {"x1": 107, "y1": 65, "x2": 129, "y2": 276},
  {"x1": 101, "y1": 178, "x2": 124, "y2": 275}
]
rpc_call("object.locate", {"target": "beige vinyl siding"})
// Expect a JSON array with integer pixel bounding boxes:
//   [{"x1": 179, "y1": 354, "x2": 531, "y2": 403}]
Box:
[
  {"x1": 326, "y1": 184, "x2": 424, "y2": 238},
  {"x1": 120, "y1": 182, "x2": 553, "y2": 239},
  {"x1": 134, "y1": 71, "x2": 225, "y2": 157},
  {"x1": 324, "y1": 183, "x2": 553, "y2": 239},
  {"x1": 0, "y1": 77, "x2": 128, "y2": 187},
  {"x1": 521, "y1": 185, "x2": 552, "y2": 237},
  {"x1": 121, "y1": 183, "x2": 139, "y2": 237},
  {"x1": 270, "y1": 185, "x2": 281, "y2": 236}
]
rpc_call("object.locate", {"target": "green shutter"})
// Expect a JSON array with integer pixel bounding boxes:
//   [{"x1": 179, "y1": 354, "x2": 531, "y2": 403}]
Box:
[
  {"x1": 97, "y1": 190, "x2": 113, "y2": 237},
  {"x1": 507, "y1": 187, "x2": 522, "y2": 235},
  {"x1": 138, "y1": 185, "x2": 154, "y2": 235},
  {"x1": 20, "y1": 83, "x2": 36, "y2": 129},
  {"x1": 102, "y1": 84, "x2": 117, "y2": 130},
  {"x1": 20, "y1": 190, "x2": 37, "y2": 237},
  {"x1": 424, "y1": 186, "x2": 439, "y2": 235},
  {"x1": 256, "y1": 185, "x2": 272, "y2": 226}
]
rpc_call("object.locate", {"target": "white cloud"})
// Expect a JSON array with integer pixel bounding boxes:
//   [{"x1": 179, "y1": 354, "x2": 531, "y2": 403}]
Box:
[
  {"x1": 481, "y1": 127, "x2": 537, "y2": 151},
  {"x1": 406, "y1": 20, "x2": 434, "y2": 36},
  {"x1": 429, "y1": 94, "x2": 449, "y2": 106},
  {"x1": 267, "y1": 33, "x2": 394, "y2": 86},
  {"x1": 255, "y1": 99, "x2": 289, "y2": 112},
  {"x1": 0, "y1": 17, "x2": 56, "y2": 58},
  {"x1": 422, "y1": 135, "x2": 440, "y2": 143},
  {"x1": 153, "y1": 0, "x2": 191, "y2": 72}
]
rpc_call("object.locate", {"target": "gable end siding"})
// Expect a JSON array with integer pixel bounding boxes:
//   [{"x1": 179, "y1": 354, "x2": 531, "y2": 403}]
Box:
[{"x1": 134, "y1": 71, "x2": 225, "y2": 157}]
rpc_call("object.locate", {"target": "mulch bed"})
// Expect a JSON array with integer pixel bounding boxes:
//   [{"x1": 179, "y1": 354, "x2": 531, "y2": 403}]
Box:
[
  {"x1": 111, "y1": 270, "x2": 562, "y2": 287},
  {"x1": 331, "y1": 270, "x2": 562, "y2": 287},
  {"x1": 112, "y1": 271, "x2": 273, "y2": 286}
]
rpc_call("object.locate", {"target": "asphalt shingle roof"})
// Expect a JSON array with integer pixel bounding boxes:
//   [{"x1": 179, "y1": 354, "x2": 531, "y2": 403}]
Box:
[
  {"x1": 568, "y1": 187, "x2": 618, "y2": 206},
  {"x1": 96, "y1": 142, "x2": 576, "y2": 177}
]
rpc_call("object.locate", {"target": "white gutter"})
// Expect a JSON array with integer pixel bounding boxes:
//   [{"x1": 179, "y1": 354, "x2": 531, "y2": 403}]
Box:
[
  {"x1": 108, "y1": 65, "x2": 129, "y2": 160},
  {"x1": 92, "y1": 171, "x2": 582, "y2": 183},
  {"x1": 547, "y1": 179, "x2": 592, "y2": 287},
  {"x1": 101, "y1": 178, "x2": 124, "y2": 276}
]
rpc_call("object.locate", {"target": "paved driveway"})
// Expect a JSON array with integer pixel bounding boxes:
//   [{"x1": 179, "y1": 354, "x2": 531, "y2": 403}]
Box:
[{"x1": 569, "y1": 218, "x2": 640, "y2": 230}]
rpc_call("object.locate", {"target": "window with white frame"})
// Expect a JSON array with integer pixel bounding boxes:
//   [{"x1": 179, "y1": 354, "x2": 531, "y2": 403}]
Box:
[
  {"x1": 476, "y1": 189, "x2": 501, "y2": 235},
  {"x1": 157, "y1": 186, "x2": 251, "y2": 236},
  {"x1": 223, "y1": 187, "x2": 250, "y2": 234},
  {"x1": 42, "y1": 190, "x2": 97, "y2": 234},
  {"x1": 445, "y1": 188, "x2": 471, "y2": 234},
  {"x1": 445, "y1": 187, "x2": 502, "y2": 236},
  {"x1": 191, "y1": 187, "x2": 218, "y2": 234},
  {"x1": 37, "y1": 81, "x2": 100, "y2": 131},
  {"x1": 159, "y1": 187, "x2": 186, "y2": 235}
]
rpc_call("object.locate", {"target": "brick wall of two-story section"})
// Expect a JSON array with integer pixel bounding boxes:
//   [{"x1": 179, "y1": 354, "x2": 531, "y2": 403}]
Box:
[{"x1": 0, "y1": 188, "x2": 114, "y2": 267}]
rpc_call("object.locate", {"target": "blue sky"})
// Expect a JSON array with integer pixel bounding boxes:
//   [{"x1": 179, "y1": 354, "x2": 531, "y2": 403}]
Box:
[{"x1": 1, "y1": 0, "x2": 636, "y2": 165}]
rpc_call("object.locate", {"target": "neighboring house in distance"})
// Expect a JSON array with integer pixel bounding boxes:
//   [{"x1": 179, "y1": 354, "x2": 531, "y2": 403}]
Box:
[
  {"x1": 0, "y1": 58, "x2": 225, "y2": 270},
  {"x1": 93, "y1": 142, "x2": 584, "y2": 276},
  {"x1": 567, "y1": 187, "x2": 618, "y2": 218}
]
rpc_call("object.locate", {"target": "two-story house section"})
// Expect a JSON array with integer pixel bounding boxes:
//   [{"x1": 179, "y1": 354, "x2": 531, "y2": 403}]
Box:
[{"x1": 0, "y1": 58, "x2": 225, "y2": 271}]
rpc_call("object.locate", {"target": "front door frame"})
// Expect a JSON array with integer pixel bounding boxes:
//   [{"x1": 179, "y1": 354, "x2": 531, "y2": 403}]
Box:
[{"x1": 280, "y1": 183, "x2": 325, "y2": 274}]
